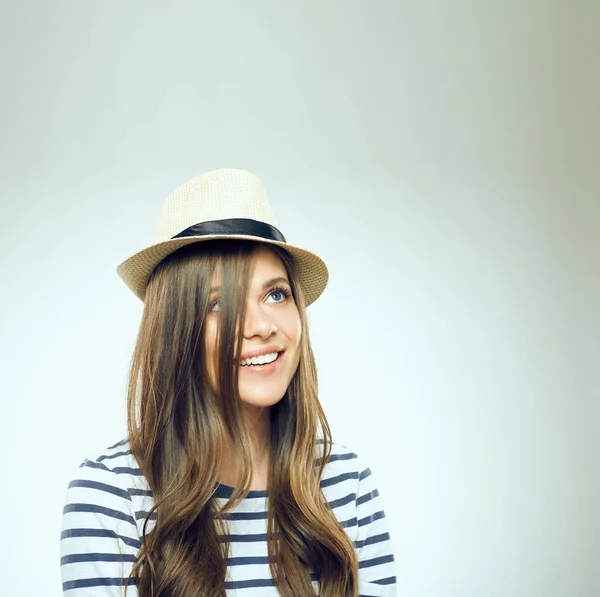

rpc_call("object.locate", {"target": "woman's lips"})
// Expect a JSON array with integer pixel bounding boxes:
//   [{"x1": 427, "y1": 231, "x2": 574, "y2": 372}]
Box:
[
  {"x1": 239, "y1": 350, "x2": 284, "y2": 374},
  {"x1": 239, "y1": 344, "x2": 284, "y2": 360}
]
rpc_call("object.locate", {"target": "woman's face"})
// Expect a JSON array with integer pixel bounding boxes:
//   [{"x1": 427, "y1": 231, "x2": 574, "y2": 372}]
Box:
[{"x1": 204, "y1": 245, "x2": 302, "y2": 409}]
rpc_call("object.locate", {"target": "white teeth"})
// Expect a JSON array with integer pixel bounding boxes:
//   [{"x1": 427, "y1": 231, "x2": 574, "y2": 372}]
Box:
[{"x1": 240, "y1": 351, "x2": 279, "y2": 366}]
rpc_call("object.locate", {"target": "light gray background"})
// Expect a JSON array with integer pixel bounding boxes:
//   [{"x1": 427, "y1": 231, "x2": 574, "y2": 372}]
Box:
[{"x1": 1, "y1": 1, "x2": 599, "y2": 596}]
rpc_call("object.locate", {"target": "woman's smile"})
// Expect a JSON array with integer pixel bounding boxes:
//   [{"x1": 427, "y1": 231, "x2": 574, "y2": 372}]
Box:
[{"x1": 239, "y1": 349, "x2": 285, "y2": 374}]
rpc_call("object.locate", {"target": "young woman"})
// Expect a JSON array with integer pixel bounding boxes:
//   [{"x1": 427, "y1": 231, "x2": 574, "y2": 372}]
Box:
[{"x1": 60, "y1": 169, "x2": 397, "y2": 596}]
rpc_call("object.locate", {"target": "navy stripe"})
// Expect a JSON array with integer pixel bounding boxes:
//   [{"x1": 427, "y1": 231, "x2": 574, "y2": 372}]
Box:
[
  {"x1": 321, "y1": 471, "x2": 359, "y2": 487},
  {"x1": 225, "y1": 577, "x2": 275, "y2": 589},
  {"x1": 325, "y1": 491, "x2": 357, "y2": 509},
  {"x1": 61, "y1": 552, "x2": 137, "y2": 565},
  {"x1": 359, "y1": 468, "x2": 372, "y2": 481},
  {"x1": 81, "y1": 460, "x2": 143, "y2": 476},
  {"x1": 354, "y1": 532, "x2": 391, "y2": 549},
  {"x1": 128, "y1": 487, "x2": 152, "y2": 497},
  {"x1": 61, "y1": 528, "x2": 141, "y2": 549},
  {"x1": 328, "y1": 452, "x2": 358, "y2": 462},
  {"x1": 111, "y1": 466, "x2": 144, "y2": 476},
  {"x1": 80, "y1": 460, "x2": 111, "y2": 473},
  {"x1": 214, "y1": 467, "x2": 361, "y2": 499},
  {"x1": 135, "y1": 510, "x2": 157, "y2": 521},
  {"x1": 217, "y1": 491, "x2": 360, "y2": 522},
  {"x1": 107, "y1": 438, "x2": 128, "y2": 450},
  {"x1": 340, "y1": 517, "x2": 358, "y2": 528},
  {"x1": 67, "y1": 479, "x2": 131, "y2": 501},
  {"x1": 63, "y1": 576, "x2": 136, "y2": 591},
  {"x1": 213, "y1": 484, "x2": 268, "y2": 499},
  {"x1": 356, "y1": 488, "x2": 379, "y2": 506},
  {"x1": 63, "y1": 503, "x2": 137, "y2": 527},
  {"x1": 98, "y1": 449, "x2": 132, "y2": 462},
  {"x1": 314, "y1": 452, "x2": 358, "y2": 465},
  {"x1": 373, "y1": 575, "x2": 397, "y2": 585},
  {"x1": 219, "y1": 510, "x2": 267, "y2": 521},
  {"x1": 358, "y1": 510, "x2": 385, "y2": 528},
  {"x1": 358, "y1": 554, "x2": 395, "y2": 569},
  {"x1": 227, "y1": 556, "x2": 271, "y2": 566}
]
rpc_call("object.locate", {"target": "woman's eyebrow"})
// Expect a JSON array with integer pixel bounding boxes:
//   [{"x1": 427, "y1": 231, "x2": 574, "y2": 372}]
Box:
[
  {"x1": 261, "y1": 276, "x2": 290, "y2": 290},
  {"x1": 209, "y1": 276, "x2": 290, "y2": 294}
]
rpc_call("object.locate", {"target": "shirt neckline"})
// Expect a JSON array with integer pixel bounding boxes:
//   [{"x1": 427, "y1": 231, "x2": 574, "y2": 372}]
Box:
[{"x1": 214, "y1": 482, "x2": 269, "y2": 499}]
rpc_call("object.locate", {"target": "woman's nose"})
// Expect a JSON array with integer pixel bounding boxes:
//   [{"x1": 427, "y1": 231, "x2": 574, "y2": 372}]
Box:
[{"x1": 243, "y1": 304, "x2": 276, "y2": 339}]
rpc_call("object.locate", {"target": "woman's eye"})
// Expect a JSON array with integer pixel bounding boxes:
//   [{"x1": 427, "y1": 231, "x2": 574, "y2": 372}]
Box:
[
  {"x1": 209, "y1": 288, "x2": 290, "y2": 311},
  {"x1": 266, "y1": 287, "x2": 290, "y2": 303}
]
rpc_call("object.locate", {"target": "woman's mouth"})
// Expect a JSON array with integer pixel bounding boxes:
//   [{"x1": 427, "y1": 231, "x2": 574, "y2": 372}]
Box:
[
  {"x1": 239, "y1": 350, "x2": 285, "y2": 374},
  {"x1": 240, "y1": 350, "x2": 282, "y2": 367}
]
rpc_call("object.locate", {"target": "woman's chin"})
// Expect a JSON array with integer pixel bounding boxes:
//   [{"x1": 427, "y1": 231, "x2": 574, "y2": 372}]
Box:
[{"x1": 238, "y1": 387, "x2": 287, "y2": 408}]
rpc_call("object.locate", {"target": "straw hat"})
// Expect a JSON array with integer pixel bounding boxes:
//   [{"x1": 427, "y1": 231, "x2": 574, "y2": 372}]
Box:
[{"x1": 116, "y1": 168, "x2": 329, "y2": 306}]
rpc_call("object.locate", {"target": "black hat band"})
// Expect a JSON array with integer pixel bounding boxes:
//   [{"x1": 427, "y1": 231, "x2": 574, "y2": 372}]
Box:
[{"x1": 171, "y1": 217, "x2": 287, "y2": 243}]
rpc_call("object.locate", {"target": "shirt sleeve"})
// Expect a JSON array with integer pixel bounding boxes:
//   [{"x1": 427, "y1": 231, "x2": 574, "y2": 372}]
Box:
[
  {"x1": 354, "y1": 454, "x2": 398, "y2": 597},
  {"x1": 60, "y1": 459, "x2": 141, "y2": 596}
]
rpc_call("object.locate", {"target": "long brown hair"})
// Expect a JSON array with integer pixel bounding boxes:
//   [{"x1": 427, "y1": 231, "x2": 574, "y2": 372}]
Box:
[{"x1": 122, "y1": 239, "x2": 359, "y2": 596}]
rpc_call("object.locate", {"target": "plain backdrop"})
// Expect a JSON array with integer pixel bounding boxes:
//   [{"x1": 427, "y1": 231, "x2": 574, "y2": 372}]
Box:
[{"x1": 1, "y1": 1, "x2": 599, "y2": 596}]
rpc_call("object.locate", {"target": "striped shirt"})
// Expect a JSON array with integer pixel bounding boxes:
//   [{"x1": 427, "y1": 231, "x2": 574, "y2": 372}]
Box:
[{"x1": 60, "y1": 438, "x2": 397, "y2": 596}]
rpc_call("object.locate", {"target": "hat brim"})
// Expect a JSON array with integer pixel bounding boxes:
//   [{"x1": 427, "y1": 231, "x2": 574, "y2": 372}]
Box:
[{"x1": 116, "y1": 234, "x2": 328, "y2": 306}]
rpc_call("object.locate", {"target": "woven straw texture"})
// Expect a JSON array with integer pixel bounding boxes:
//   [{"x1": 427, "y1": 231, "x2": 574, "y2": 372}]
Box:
[{"x1": 116, "y1": 168, "x2": 328, "y2": 306}]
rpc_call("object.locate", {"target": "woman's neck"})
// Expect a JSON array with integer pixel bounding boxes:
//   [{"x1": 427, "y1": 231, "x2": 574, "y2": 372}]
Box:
[{"x1": 219, "y1": 405, "x2": 271, "y2": 490}]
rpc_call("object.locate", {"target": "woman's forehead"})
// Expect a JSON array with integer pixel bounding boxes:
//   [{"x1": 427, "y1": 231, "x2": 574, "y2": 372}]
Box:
[{"x1": 209, "y1": 245, "x2": 289, "y2": 288}]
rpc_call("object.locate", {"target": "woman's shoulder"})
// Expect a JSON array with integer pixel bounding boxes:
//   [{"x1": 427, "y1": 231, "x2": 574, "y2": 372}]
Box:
[
  {"x1": 321, "y1": 439, "x2": 371, "y2": 470},
  {"x1": 77, "y1": 436, "x2": 139, "y2": 470},
  {"x1": 319, "y1": 440, "x2": 375, "y2": 495},
  {"x1": 66, "y1": 436, "x2": 147, "y2": 496},
  {"x1": 66, "y1": 436, "x2": 375, "y2": 499}
]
